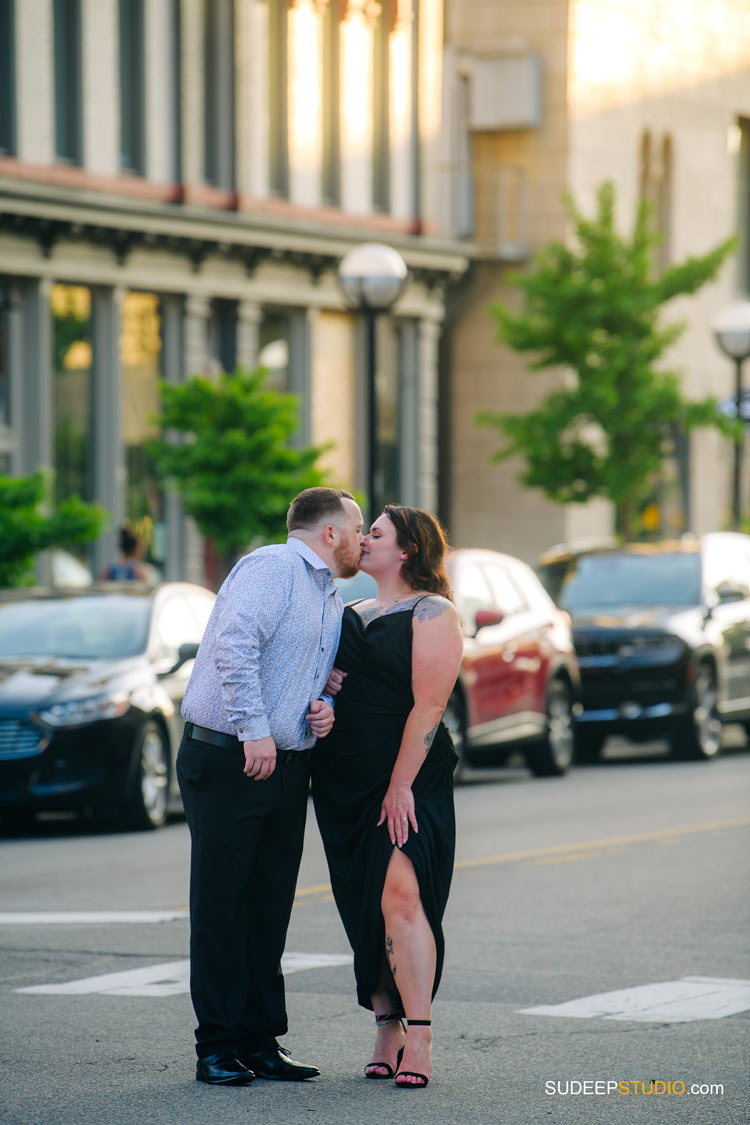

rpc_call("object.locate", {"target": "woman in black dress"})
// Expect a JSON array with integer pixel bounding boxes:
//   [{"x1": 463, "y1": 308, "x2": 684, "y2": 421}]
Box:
[{"x1": 312, "y1": 505, "x2": 463, "y2": 1089}]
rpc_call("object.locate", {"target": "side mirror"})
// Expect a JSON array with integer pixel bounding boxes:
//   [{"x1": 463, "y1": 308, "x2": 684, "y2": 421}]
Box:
[
  {"x1": 475, "y1": 608, "x2": 504, "y2": 632},
  {"x1": 158, "y1": 642, "x2": 200, "y2": 677},
  {"x1": 716, "y1": 582, "x2": 746, "y2": 604}
]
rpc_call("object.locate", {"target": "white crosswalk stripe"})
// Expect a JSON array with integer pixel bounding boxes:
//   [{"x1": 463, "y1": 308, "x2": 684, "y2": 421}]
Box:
[
  {"x1": 17, "y1": 952, "x2": 353, "y2": 997},
  {"x1": 519, "y1": 976, "x2": 750, "y2": 1023}
]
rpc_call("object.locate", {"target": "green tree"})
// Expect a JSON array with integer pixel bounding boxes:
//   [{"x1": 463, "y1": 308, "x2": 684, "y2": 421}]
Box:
[
  {"x1": 477, "y1": 182, "x2": 738, "y2": 538},
  {"x1": 149, "y1": 367, "x2": 330, "y2": 578},
  {"x1": 0, "y1": 471, "x2": 108, "y2": 588}
]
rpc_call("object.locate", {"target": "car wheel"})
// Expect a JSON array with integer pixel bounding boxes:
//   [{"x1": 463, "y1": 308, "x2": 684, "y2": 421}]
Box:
[
  {"x1": 670, "y1": 663, "x2": 722, "y2": 761},
  {"x1": 525, "y1": 680, "x2": 574, "y2": 777},
  {"x1": 443, "y1": 693, "x2": 469, "y2": 782},
  {"x1": 126, "y1": 721, "x2": 170, "y2": 829},
  {"x1": 575, "y1": 730, "x2": 605, "y2": 764}
]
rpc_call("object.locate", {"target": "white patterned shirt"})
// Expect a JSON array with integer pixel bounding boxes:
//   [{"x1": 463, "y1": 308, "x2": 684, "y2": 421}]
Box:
[{"x1": 181, "y1": 538, "x2": 342, "y2": 749}]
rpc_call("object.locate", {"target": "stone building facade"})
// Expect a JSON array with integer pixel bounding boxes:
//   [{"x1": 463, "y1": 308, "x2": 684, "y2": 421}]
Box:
[{"x1": 0, "y1": 0, "x2": 468, "y2": 583}]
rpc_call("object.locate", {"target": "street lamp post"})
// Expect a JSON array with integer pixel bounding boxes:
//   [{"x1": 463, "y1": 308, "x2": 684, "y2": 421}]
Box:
[
  {"x1": 713, "y1": 300, "x2": 750, "y2": 530},
  {"x1": 337, "y1": 242, "x2": 407, "y2": 521}
]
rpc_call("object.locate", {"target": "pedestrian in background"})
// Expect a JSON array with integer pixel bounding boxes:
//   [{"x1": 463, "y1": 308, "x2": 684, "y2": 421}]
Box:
[
  {"x1": 177, "y1": 487, "x2": 364, "y2": 1087},
  {"x1": 313, "y1": 504, "x2": 463, "y2": 1089},
  {"x1": 101, "y1": 525, "x2": 150, "y2": 582}
]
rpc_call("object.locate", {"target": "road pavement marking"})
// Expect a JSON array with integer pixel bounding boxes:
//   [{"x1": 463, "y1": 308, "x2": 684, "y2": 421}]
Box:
[
  {"x1": 452, "y1": 816, "x2": 750, "y2": 872},
  {"x1": 17, "y1": 952, "x2": 353, "y2": 997},
  {"x1": 0, "y1": 911, "x2": 188, "y2": 925},
  {"x1": 519, "y1": 976, "x2": 750, "y2": 1023},
  {"x1": 6, "y1": 818, "x2": 746, "y2": 925}
]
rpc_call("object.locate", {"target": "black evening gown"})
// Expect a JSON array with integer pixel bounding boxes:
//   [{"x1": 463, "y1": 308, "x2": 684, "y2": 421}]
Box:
[{"x1": 311, "y1": 602, "x2": 458, "y2": 1011}]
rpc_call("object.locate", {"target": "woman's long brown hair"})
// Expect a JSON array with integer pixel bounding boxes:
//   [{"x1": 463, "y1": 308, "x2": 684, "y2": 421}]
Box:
[{"x1": 383, "y1": 504, "x2": 452, "y2": 600}]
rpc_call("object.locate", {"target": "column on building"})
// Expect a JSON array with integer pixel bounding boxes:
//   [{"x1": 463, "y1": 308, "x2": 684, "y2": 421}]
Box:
[
  {"x1": 417, "y1": 0, "x2": 443, "y2": 232},
  {"x1": 236, "y1": 298, "x2": 262, "y2": 370},
  {"x1": 182, "y1": 292, "x2": 212, "y2": 584},
  {"x1": 19, "y1": 278, "x2": 54, "y2": 479},
  {"x1": 179, "y1": 0, "x2": 205, "y2": 189},
  {"x1": 15, "y1": 0, "x2": 54, "y2": 165},
  {"x1": 236, "y1": 0, "x2": 270, "y2": 200},
  {"x1": 145, "y1": 0, "x2": 180, "y2": 185},
  {"x1": 184, "y1": 292, "x2": 211, "y2": 376},
  {"x1": 416, "y1": 314, "x2": 441, "y2": 512},
  {"x1": 339, "y1": 0, "x2": 378, "y2": 214},
  {"x1": 91, "y1": 286, "x2": 125, "y2": 577},
  {"x1": 389, "y1": 0, "x2": 415, "y2": 221},
  {"x1": 82, "y1": 0, "x2": 119, "y2": 176},
  {"x1": 287, "y1": 0, "x2": 326, "y2": 206}
]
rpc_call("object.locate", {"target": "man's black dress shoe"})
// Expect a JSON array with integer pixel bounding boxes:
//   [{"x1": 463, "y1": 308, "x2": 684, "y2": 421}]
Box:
[
  {"x1": 196, "y1": 1053, "x2": 255, "y2": 1086},
  {"x1": 237, "y1": 1043, "x2": 319, "y2": 1081}
]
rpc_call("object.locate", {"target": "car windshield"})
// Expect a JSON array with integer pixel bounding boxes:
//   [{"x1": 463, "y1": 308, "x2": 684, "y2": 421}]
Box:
[
  {"x1": 559, "y1": 553, "x2": 702, "y2": 611},
  {"x1": 0, "y1": 597, "x2": 152, "y2": 660}
]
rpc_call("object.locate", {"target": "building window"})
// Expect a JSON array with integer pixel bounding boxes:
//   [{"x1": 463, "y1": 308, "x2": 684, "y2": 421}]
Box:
[
  {"x1": 51, "y1": 284, "x2": 93, "y2": 503},
  {"x1": 0, "y1": 0, "x2": 15, "y2": 156},
  {"x1": 204, "y1": 0, "x2": 235, "y2": 188},
  {"x1": 121, "y1": 292, "x2": 165, "y2": 570},
  {"x1": 258, "y1": 308, "x2": 310, "y2": 444},
  {"x1": 372, "y1": 1, "x2": 392, "y2": 213},
  {"x1": 208, "y1": 299, "x2": 237, "y2": 373},
  {"x1": 259, "y1": 311, "x2": 293, "y2": 393},
  {"x1": 268, "y1": 0, "x2": 289, "y2": 197},
  {"x1": 119, "y1": 0, "x2": 146, "y2": 174},
  {"x1": 54, "y1": 0, "x2": 83, "y2": 165},
  {"x1": 321, "y1": 0, "x2": 341, "y2": 205}
]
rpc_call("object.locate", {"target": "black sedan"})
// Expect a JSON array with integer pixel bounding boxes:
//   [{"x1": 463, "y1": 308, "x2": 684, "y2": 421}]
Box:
[
  {"x1": 0, "y1": 583, "x2": 215, "y2": 829},
  {"x1": 542, "y1": 533, "x2": 750, "y2": 761}
]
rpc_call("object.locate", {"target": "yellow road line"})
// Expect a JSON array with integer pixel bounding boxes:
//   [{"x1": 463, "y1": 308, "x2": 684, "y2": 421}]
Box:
[
  {"x1": 294, "y1": 817, "x2": 750, "y2": 899},
  {"x1": 453, "y1": 817, "x2": 750, "y2": 871}
]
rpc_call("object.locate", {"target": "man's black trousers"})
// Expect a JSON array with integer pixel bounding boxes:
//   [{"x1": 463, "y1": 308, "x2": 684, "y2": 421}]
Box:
[{"x1": 176, "y1": 730, "x2": 311, "y2": 1060}]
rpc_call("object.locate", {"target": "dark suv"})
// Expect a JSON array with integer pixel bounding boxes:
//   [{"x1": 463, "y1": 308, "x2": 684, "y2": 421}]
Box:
[{"x1": 541, "y1": 534, "x2": 750, "y2": 761}]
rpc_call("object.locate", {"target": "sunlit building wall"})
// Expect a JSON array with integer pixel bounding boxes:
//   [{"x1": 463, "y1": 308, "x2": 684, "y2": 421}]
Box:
[{"x1": 442, "y1": 0, "x2": 750, "y2": 558}]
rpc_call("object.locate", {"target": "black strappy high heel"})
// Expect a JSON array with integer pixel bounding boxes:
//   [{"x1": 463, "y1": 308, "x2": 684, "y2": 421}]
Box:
[
  {"x1": 394, "y1": 1019, "x2": 431, "y2": 1089},
  {"x1": 363, "y1": 1011, "x2": 405, "y2": 1079},
  {"x1": 364, "y1": 1017, "x2": 404, "y2": 1075}
]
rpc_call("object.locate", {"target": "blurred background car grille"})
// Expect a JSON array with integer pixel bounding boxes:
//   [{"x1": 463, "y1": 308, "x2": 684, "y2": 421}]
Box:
[{"x1": 0, "y1": 720, "x2": 42, "y2": 759}]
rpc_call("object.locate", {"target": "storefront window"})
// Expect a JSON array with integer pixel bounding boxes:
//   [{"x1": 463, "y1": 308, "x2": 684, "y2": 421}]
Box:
[
  {"x1": 51, "y1": 283, "x2": 93, "y2": 503},
  {"x1": 258, "y1": 311, "x2": 292, "y2": 392},
  {"x1": 121, "y1": 291, "x2": 165, "y2": 571}
]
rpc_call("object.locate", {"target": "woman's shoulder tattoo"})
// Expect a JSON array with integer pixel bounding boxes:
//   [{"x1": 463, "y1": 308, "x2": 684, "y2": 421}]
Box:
[{"x1": 413, "y1": 595, "x2": 452, "y2": 623}]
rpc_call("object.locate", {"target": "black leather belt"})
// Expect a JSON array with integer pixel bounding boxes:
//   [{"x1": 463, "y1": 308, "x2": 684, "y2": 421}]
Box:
[
  {"x1": 184, "y1": 722, "x2": 241, "y2": 750},
  {"x1": 184, "y1": 722, "x2": 310, "y2": 766}
]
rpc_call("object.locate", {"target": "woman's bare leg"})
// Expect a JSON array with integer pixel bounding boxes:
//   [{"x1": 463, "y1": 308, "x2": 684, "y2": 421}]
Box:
[{"x1": 380, "y1": 848, "x2": 434, "y2": 1085}]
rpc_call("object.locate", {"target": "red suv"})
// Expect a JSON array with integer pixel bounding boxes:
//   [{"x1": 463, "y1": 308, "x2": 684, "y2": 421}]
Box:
[
  {"x1": 444, "y1": 549, "x2": 580, "y2": 778},
  {"x1": 336, "y1": 548, "x2": 580, "y2": 778}
]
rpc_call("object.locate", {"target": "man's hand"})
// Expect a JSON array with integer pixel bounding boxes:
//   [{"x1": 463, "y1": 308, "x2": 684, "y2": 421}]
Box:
[
  {"x1": 243, "y1": 736, "x2": 277, "y2": 780},
  {"x1": 306, "y1": 699, "x2": 335, "y2": 739}
]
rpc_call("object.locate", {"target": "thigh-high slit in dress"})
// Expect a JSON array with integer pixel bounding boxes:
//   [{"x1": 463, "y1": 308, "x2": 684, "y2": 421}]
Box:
[{"x1": 311, "y1": 601, "x2": 457, "y2": 1011}]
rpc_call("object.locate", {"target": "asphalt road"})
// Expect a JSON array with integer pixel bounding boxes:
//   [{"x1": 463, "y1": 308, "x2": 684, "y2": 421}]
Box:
[{"x1": 1, "y1": 737, "x2": 749, "y2": 1125}]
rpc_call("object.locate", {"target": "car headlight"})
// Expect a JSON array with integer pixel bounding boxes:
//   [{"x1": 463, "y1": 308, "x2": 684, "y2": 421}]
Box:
[{"x1": 35, "y1": 693, "x2": 130, "y2": 728}]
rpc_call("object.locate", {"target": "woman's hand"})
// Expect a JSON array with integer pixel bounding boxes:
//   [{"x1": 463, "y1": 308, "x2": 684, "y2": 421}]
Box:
[
  {"x1": 378, "y1": 781, "x2": 418, "y2": 847},
  {"x1": 324, "y1": 667, "x2": 347, "y2": 696}
]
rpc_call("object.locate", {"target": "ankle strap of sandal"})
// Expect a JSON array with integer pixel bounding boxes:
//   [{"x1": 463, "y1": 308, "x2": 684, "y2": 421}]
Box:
[
  {"x1": 406, "y1": 1019, "x2": 431, "y2": 1026},
  {"x1": 375, "y1": 1011, "x2": 404, "y2": 1026}
]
